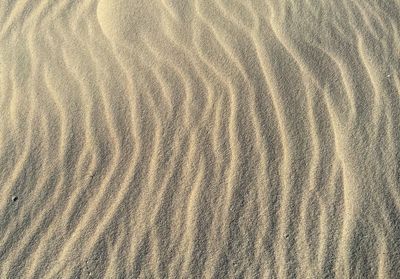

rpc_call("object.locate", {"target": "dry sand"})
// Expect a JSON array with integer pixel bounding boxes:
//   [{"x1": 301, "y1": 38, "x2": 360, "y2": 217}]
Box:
[{"x1": 1, "y1": 0, "x2": 400, "y2": 278}]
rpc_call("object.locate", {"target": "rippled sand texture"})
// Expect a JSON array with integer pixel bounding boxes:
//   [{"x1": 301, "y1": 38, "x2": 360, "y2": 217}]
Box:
[{"x1": 1, "y1": 0, "x2": 400, "y2": 278}]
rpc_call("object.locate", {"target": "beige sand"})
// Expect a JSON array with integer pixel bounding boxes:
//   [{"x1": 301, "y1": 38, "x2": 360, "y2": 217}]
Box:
[{"x1": 1, "y1": 0, "x2": 400, "y2": 278}]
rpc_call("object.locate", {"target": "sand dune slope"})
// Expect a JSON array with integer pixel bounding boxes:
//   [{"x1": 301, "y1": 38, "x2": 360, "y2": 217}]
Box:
[{"x1": 1, "y1": 0, "x2": 400, "y2": 278}]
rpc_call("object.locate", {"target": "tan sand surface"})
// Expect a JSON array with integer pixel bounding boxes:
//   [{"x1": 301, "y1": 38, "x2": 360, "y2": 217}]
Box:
[{"x1": 1, "y1": 0, "x2": 400, "y2": 278}]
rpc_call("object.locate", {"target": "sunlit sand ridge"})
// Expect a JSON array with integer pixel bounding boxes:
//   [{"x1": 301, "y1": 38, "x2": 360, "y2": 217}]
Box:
[{"x1": 0, "y1": 0, "x2": 400, "y2": 278}]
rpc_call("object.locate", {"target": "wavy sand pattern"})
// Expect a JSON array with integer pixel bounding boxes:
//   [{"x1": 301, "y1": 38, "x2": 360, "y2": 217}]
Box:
[{"x1": 1, "y1": 0, "x2": 400, "y2": 278}]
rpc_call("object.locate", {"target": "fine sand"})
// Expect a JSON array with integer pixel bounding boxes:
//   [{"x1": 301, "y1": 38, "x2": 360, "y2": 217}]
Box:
[{"x1": 1, "y1": 0, "x2": 400, "y2": 278}]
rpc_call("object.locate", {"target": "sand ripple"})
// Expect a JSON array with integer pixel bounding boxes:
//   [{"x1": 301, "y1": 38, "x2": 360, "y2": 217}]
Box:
[{"x1": 1, "y1": 0, "x2": 400, "y2": 278}]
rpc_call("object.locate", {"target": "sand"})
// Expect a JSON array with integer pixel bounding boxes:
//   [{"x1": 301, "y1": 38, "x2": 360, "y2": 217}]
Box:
[{"x1": 1, "y1": 0, "x2": 400, "y2": 278}]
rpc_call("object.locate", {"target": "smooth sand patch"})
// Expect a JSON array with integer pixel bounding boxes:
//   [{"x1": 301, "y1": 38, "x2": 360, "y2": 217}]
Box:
[{"x1": 97, "y1": 0, "x2": 161, "y2": 43}]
